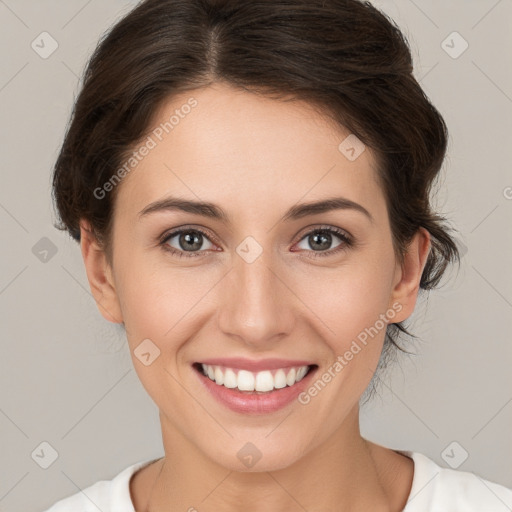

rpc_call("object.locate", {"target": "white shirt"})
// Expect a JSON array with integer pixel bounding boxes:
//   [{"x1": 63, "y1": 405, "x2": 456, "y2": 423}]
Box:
[{"x1": 42, "y1": 450, "x2": 512, "y2": 511}]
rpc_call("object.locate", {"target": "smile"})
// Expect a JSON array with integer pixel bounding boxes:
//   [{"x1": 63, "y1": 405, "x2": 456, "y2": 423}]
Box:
[
  {"x1": 200, "y1": 363, "x2": 311, "y2": 393},
  {"x1": 193, "y1": 360, "x2": 318, "y2": 414}
]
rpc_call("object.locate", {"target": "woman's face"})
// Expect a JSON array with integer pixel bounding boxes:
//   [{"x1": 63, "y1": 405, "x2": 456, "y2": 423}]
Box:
[{"x1": 84, "y1": 82, "x2": 427, "y2": 472}]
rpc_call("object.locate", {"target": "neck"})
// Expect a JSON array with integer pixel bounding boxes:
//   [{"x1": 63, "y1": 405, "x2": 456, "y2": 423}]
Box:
[{"x1": 146, "y1": 406, "x2": 396, "y2": 512}]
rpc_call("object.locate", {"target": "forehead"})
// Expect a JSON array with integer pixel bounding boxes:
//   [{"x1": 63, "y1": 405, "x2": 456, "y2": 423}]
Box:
[{"x1": 115, "y1": 83, "x2": 385, "y2": 222}]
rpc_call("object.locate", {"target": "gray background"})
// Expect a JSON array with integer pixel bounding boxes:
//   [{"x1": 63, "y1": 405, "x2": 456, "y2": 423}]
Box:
[{"x1": 0, "y1": 1, "x2": 511, "y2": 511}]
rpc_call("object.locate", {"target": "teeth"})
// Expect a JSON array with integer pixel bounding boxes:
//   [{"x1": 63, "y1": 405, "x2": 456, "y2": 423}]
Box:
[
  {"x1": 200, "y1": 364, "x2": 310, "y2": 392},
  {"x1": 296, "y1": 366, "x2": 308, "y2": 381},
  {"x1": 214, "y1": 366, "x2": 224, "y2": 385},
  {"x1": 223, "y1": 368, "x2": 237, "y2": 388},
  {"x1": 286, "y1": 368, "x2": 296, "y2": 386},
  {"x1": 274, "y1": 369, "x2": 287, "y2": 389},
  {"x1": 237, "y1": 370, "x2": 255, "y2": 391},
  {"x1": 255, "y1": 370, "x2": 274, "y2": 392}
]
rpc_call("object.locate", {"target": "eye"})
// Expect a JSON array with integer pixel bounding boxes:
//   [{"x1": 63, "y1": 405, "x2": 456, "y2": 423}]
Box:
[
  {"x1": 160, "y1": 227, "x2": 216, "y2": 257},
  {"x1": 159, "y1": 225, "x2": 353, "y2": 259},
  {"x1": 294, "y1": 226, "x2": 353, "y2": 257}
]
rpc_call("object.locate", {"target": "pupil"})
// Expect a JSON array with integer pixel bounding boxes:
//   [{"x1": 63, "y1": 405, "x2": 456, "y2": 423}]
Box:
[
  {"x1": 311, "y1": 231, "x2": 331, "y2": 251},
  {"x1": 181, "y1": 231, "x2": 202, "y2": 251}
]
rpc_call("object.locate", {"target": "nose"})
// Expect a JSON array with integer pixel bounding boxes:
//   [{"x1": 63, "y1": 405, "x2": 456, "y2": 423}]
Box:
[{"x1": 217, "y1": 248, "x2": 295, "y2": 348}]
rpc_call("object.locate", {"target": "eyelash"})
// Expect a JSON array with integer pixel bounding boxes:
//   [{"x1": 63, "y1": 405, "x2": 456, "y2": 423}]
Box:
[{"x1": 159, "y1": 225, "x2": 353, "y2": 259}]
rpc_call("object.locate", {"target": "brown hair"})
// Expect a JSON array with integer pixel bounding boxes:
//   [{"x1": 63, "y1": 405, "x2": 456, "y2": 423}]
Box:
[{"x1": 52, "y1": 0, "x2": 460, "y2": 400}]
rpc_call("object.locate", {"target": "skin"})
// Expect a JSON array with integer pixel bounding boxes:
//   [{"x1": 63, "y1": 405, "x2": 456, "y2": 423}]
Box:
[{"x1": 80, "y1": 81, "x2": 430, "y2": 511}]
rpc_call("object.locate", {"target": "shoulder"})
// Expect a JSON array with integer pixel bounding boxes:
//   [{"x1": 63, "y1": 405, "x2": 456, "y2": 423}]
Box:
[
  {"x1": 400, "y1": 450, "x2": 512, "y2": 512},
  {"x1": 40, "y1": 458, "x2": 158, "y2": 512}
]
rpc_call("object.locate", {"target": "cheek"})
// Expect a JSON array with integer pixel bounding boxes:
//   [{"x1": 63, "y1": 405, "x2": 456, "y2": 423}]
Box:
[
  {"x1": 115, "y1": 250, "x2": 218, "y2": 353},
  {"x1": 119, "y1": 274, "x2": 185, "y2": 343},
  {"x1": 115, "y1": 263, "x2": 198, "y2": 403},
  {"x1": 297, "y1": 252, "x2": 396, "y2": 367}
]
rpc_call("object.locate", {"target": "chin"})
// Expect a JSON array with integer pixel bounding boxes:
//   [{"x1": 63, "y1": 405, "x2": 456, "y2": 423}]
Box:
[{"x1": 199, "y1": 434, "x2": 309, "y2": 473}]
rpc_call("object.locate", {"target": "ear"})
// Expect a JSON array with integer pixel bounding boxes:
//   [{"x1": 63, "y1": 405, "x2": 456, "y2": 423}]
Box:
[
  {"x1": 79, "y1": 220, "x2": 123, "y2": 324},
  {"x1": 388, "y1": 227, "x2": 431, "y2": 322}
]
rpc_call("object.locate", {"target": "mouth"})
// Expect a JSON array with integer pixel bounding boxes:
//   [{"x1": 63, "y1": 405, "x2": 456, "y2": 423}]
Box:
[
  {"x1": 192, "y1": 361, "x2": 318, "y2": 414},
  {"x1": 193, "y1": 362, "x2": 316, "y2": 393}
]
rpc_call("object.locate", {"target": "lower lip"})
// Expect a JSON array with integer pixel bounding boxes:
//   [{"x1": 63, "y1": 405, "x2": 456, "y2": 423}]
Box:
[{"x1": 194, "y1": 365, "x2": 317, "y2": 414}]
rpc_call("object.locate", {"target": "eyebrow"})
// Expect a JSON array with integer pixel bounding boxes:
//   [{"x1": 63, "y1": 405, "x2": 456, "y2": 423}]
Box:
[{"x1": 138, "y1": 196, "x2": 374, "y2": 224}]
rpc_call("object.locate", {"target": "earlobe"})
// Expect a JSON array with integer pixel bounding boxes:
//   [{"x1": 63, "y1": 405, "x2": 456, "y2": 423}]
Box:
[
  {"x1": 79, "y1": 220, "x2": 123, "y2": 324},
  {"x1": 388, "y1": 228, "x2": 431, "y2": 322}
]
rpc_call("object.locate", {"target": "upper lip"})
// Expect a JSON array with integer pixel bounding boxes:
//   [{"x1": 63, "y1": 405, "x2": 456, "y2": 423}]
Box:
[{"x1": 196, "y1": 358, "x2": 315, "y2": 372}]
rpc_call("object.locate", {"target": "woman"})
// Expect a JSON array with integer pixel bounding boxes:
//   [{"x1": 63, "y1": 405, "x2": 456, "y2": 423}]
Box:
[{"x1": 44, "y1": 0, "x2": 512, "y2": 510}]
